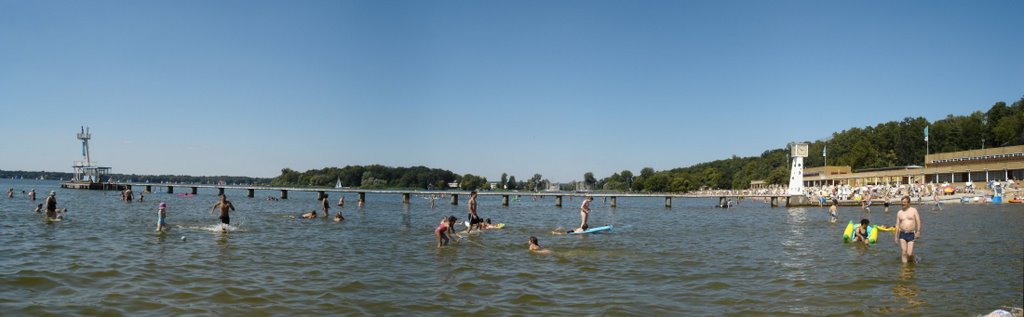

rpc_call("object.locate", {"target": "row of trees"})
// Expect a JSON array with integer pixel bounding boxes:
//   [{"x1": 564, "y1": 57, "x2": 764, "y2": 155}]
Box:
[
  {"x1": 0, "y1": 170, "x2": 269, "y2": 185},
  {"x1": 270, "y1": 98, "x2": 1022, "y2": 193},
  {"x1": 270, "y1": 165, "x2": 560, "y2": 192},
  {"x1": 271, "y1": 165, "x2": 461, "y2": 190},
  {"x1": 583, "y1": 98, "x2": 1023, "y2": 193}
]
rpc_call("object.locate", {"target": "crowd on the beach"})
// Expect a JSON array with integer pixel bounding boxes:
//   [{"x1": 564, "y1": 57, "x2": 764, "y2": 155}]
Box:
[{"x1": 804, "y1": 179, "x2": 1020, "y2": 204}]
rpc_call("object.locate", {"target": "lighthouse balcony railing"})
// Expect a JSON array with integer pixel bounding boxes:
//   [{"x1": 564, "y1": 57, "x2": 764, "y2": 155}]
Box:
[{"x1": 73, "y1": 161, "x2": 100, "y2": 168}]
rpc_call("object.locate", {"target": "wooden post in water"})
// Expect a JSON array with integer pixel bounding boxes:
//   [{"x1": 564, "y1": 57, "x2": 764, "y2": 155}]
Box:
[
  {"x1": 218, "y1": 188, "x2": 225, "y2": 196},
  {"x1": 247, "y1": 188, "x2": 254, "y2": 198},
  {"x1": 610, "y1": 196, "x2": 617, "y2": 208},
  {"x1": 358, "y1": 192, "x2": 365, "y2": 205},
  {"x1": 501, "y1": 195, "x2": 509, "y2": 206},
  {"x1": 555, "y1": 196, "x2": 562, "y2": 207},
  {"x1": 145, "y1": 185, "x2": 152, "y2": 193},
  {"x1": 451, "y1": 194, "x2": 458, "y2": 205},
  {"x1": 665, "y1": 197, "x2": 672, "y2": 208},
  {"x1": 167, "y1": 186, "x2": 173, "y2": 194},
  {"x1": 191, "y1": 187, "x2": 198, "y2": 195},
  {"x1": 770, "y1": 196, "x2": 778, "y2": 208},
  {"x1": 317, "y1": 191, "x2": 325, "y2": 200},
  {"x1": 280, "y1": 190, "x2": 288, "y2": 200},
  {"x1": 403, "y1": 193, "x2": 410, "y2": 204}
]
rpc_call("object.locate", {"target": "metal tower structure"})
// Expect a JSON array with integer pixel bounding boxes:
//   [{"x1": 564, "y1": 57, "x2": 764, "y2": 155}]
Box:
[{"x1": 78, "y1": 126, "x2": 92, "y2": 166}]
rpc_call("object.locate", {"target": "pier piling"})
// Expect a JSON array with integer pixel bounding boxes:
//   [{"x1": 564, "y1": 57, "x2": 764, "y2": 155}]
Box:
[
  {"x1": 403, "y1": 193, "x2": 410, "y2": 204},
  {"x1": 501, "y1": 195, "x2": 509, "y2": 206},
  {"x1": 555, "y1": 196, "x2": 562, "y2": 207},
  {"x1": 167, "y1": 186, "x2": 173, "y2": 194},
  {"x1": 280, "y1": 190, "x2": 288, "y2": 200},
  {"x1": 665, "y1": 197, "x2": 672, "y2": 208},
  {"x1": 451, "y1": 194, "x2": 458, "y2": 205},
  {"x1": 610, "y1": 196, "x2": 617, "y2": 208},
  {"x1": 358, "y1": 192, "x2": 365, "y2": 205},
  {"x1": 247, "y1": 188, "x2": 254, "y2": 198},
  {"x1": 191, "y1": 187, "x2": 198, "y2": 195}
]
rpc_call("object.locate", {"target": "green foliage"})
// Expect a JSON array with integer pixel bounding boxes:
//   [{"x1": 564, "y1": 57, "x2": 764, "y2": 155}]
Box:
[
  {"x1": 611, "y1": 98, "x2": 1023, "y2": 192},
  {"x1": 270, "y1": 165, "x2": 459, "y2": 189},
  {"x1": 460, "y1": 174, "x2": 488, "y2": 191}
]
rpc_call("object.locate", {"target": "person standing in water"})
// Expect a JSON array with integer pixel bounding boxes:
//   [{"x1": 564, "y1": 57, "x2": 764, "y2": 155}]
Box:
[
  {"x1": 210, "y1": 194, "x2": 236, "y2": 226},
  {"x1": 321, "y1": 193, "x2": 332, "y2": 219},
  {"x1": 579, "y1": 196, "x2": 593, "y2": 231},
  {"x1": 467, "y1": 191, "x2": 481, "y2": 233},
  {"x1": 44, "y1": 191, "x2": 58, "y2": 219},
  {"x1": 895, "y1": 196, "x2": 922, "y2": 264},
  {"x1": 156, "y1": 202, "x2": 169, "y2": 231},
  {"x1": 29, "y1": 189, "x2": 36, "y2": 201},
  {"x1": 828, "y1": 199, "x2": 839, "y2": 223}
]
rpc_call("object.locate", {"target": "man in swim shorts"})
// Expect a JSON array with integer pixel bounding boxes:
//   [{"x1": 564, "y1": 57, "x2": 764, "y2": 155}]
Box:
[
  {"x1": 210, "y1": 194, "x2": 236, "y2": 225},
  {"x1": 894, "y1": 196, "x2": 922, "y2": 264},
  {"x1": 467, "y1": 191, "x2": 481, "y2": 233}
]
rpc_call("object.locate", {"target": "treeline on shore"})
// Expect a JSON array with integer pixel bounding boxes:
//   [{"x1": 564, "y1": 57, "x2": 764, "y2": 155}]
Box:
[
  {"x1": 271, "y1": 98, "x2": 1024, "y2": 192},
  {"x1": 0, "y1": 170, "x2": 270, "y2": 185},
  {"x1": 626, "y1": 98, "x2": 1024, "y2": 192}
]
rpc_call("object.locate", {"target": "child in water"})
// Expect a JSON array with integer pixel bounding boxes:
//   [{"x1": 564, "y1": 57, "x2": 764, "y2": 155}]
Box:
[
  {"x1": 828, "y1": 199, "x2": 838, "y2": 223},
  {"x1": 528, "y1": 236, "x2": 551, "y2": 254},
  {"x1": 156, "y1": 202, "x2": 169, "y2": 231},
  {"x1": 436, "y1": 216, "x2": 457, "y2": 248},
  {"x1": 35, "y1": 203, "x2": 42, "y2": 213},
  {"x1": 853, "y1": 218, "x2": 870, "y2": 244}
]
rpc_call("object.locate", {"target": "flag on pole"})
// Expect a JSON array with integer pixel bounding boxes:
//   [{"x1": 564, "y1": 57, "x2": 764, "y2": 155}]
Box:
[{"x1": 924, "y1": 126, "x2": 929, "y2": 142}]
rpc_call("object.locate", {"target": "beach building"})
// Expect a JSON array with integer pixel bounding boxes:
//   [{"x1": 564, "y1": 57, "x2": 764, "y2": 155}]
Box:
[{"x1": 801, "y1": 145, "x2": 1023, "y2": 187}]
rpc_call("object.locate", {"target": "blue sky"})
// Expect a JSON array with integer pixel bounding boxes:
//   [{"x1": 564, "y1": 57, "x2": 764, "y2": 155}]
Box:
[{"x1": 1, "y1": 1, "x2": 1021, "y2": 182}]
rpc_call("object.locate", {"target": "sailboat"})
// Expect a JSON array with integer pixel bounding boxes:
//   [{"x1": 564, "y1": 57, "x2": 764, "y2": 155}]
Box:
[{"x1": 335, "y1": 178, "x2": 343, "y2": 189}]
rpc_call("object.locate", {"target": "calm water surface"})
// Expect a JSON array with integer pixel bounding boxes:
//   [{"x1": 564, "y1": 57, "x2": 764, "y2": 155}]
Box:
[{"x1": 1, "y1": 180, "x2": 1021, "y2": 316}]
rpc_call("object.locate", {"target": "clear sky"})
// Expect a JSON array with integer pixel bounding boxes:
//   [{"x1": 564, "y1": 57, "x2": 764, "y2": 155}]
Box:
[{"x1": 1, "y1": 1, "x2": 1021, "y2": 182}]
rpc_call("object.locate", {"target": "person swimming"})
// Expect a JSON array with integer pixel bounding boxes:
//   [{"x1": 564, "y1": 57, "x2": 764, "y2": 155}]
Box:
[
  {"x1": 300, "y1": 210, "x2": 318, "y2": 219},
  {"x1": 552, "y1": 224, "x2": 589, "y2": 235},
  {"x1": 529, "y1": 236, "x2": 551, "y2": 254}
]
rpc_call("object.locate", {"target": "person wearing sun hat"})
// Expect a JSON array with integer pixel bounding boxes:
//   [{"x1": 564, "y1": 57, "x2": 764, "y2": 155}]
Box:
[{"x1": 156, "y1": 202, "x2": 169, "y2": 232}]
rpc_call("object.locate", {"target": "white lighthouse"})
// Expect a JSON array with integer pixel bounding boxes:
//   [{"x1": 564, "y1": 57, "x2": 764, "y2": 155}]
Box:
[{"x1": 788, "y1": 143, "x2": 808, "y2": 195}]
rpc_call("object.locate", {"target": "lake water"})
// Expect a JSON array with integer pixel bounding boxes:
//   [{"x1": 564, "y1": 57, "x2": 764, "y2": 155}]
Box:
[{"x1": 1, "y1": 179, "x2": 1021, "y2": 316}]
